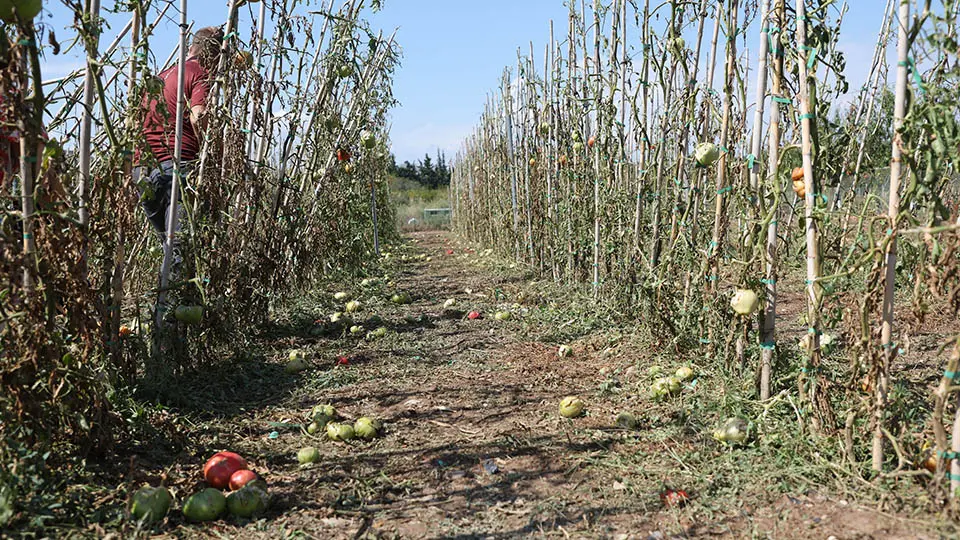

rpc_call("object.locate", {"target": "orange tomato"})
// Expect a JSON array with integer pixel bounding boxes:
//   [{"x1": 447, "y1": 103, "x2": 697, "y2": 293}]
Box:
[
  {"x1": 587, "y1": 136, "x2": 596, "y2": 148},
  {"x1": 792, "y1": 179, "x2": 806, "y2": 198},
  {"x1": 791, "y1": 167, "x2": 804, "y2": 182},
  {"x1": 119, "y1": 325, "x2": 133, "y2": 338}
]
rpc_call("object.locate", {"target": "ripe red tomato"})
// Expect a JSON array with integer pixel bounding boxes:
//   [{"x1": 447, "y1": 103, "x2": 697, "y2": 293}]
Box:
[
  {"x1": 467, "y1": 311, "x2": 481, "y2": 320},
  {"x1": 336, "y1": 148, "x2": 351, "y2": 162},
  {"x1": 228, "y1": 469, "x2": 259, "y2": 491},
  {"x1": 446, "y1": 249, "x2": 454, "y2": 255},
  {"x1": 660, "y1": 488, "x2": 689, "y2": 507},
  {"x1": 587, "y1": 136, "x2": 596, "y2": 148},
  {"x1": 203, "y1": 451, "x2": 248, "y2": 489},
  {"x1": 336, "y1": 355, "x2": 350, "y2": 366}
]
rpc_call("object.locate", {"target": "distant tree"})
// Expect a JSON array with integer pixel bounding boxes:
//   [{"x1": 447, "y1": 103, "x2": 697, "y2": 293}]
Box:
[
  {"x1": 387, "y1": 151, "x2": 452, "y2": 189},
  {"x1": 418, "y1": 153, "x2": 436, "y2": 188},
  {"x1": 436, "y1": 150, "x2": 450, "y2": 187}
]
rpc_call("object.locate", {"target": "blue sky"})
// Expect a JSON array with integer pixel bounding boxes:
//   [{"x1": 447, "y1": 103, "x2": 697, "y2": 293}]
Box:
[{"x1": 39, "y1": 0, "x2": 888, "y2": 164}]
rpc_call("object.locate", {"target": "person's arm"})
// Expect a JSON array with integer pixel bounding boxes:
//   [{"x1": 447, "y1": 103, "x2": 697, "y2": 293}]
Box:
[
  {"x1": 185, "y1": 65, "x2": 212, "y2": 135},
  {"x1": 189, "y1": 103, "x2": 206, "y2": 133}
]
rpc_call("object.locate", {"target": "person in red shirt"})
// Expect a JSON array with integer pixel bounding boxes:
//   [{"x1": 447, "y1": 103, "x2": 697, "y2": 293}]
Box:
[
  {"x1": 139, "y1": 26, "x2": 222, "y2": 236},
  {"x1": 138, "y1": 26, "x2": 222, "y2": 319}
]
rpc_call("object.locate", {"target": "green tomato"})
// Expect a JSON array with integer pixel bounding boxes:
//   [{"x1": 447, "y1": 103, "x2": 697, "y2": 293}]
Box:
[
  {"x1": 354, "y1": 417, "x2": 381, "y2": 439},
  {"x1": 182, "y1": 488, "x2": 226, "y2": 522},
  {"x1": 559, "y1": 396, "x2": 584, "y2": 418},
  {"x1": 297, "y1": 446, "x2": 320, "y2": 464},
  {"x1": 130, "y1": 486, "x2": 172, "y2": 524}
]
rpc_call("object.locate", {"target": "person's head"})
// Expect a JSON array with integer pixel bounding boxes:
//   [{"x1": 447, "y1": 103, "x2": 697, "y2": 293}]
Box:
[{"x1": 188, "y1": 26, "x2": 223, "y2": 70}]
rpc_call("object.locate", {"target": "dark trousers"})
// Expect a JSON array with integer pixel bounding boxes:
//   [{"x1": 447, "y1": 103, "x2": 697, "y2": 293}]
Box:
[
  {"x1": 138, "y1": 160, "x2": 196, "y2": 306},
  {"x1": 140, "y1": 160, "x2": 184, "y2": 238}
]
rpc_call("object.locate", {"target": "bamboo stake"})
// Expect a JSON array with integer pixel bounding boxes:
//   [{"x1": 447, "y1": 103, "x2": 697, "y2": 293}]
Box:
[
  {"x1": 592, "y1": 0, "x2": 601, "y2": 296},
  {"x1": 77, "y1": 0, "x2": 102, "y2": 227},
  {"x1": 795, "y1": 0, "x2": 829, "y2": 431},
  {"x1": 874, "y1": 0, "x2": 910, "y2": 473},
  {"x1": 504, "y1": 69, "x2": 520, "y2": 260},
  {"x1": 633, "y1": 0, "x2": 650, "y2": 256},
  {"x1": 17, "y1": 30, "x2": 40, "y2": 292},
  {"x1": 156, "y1": 0, "x2": 190, "y2": 324},
  {"x1": 760, "y1": 0, "x2": 786, "y2": 401},
  {"x1": 705, "y1": 0, "x2": 740, "y2": 302}
]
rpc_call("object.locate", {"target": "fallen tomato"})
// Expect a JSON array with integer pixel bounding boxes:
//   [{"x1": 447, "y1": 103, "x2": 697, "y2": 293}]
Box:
[
  {"x1": 203, "y1": 451, "x2": 248, "y2": 490},
  {"x1": 467, "y1": 311, "x2": 481, "y2": 320},
  {"x1": 182, "y1": 488, "x2": 226, "y2": 522},
  {"x1": 660, "y1": 489, "x2": 689, "y2": 507},
  {"x1": 130, "y1": 485, "x2": 172, "y2": 524},
  {"x1": 228, "y1": 469, "x2": 260, "y2": 491}
]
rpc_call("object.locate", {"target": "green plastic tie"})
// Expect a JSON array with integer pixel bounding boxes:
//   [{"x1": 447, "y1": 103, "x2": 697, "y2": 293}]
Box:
[
  {"x1": 938, "y1": 451, "x2": 960, "y2": 459},
  {"x1": 699, "y1": 338, "x2": 712, "y2": 344},
  {"x1": 799, "y1": 45, "x2": 818, "y2": 69},
  {"x1": 947, "y1": 472, "x2": 960, "y2": 481},
  {"x1": 898, "y1": 58, "x2": 927, "y2": 94},
  {"x1": 760, "y1": 342, "x2": 776, "y2": 350},
  {"x1": 800, "y1": 113, "x2": 815, "y2": 120},
  {"x1": 772, "y1": 96, "x2": 791, "y2": 105},
  {"x1": 223, "y1": 31, "x2": 238, "y2": 41},
  {"x1": 717, "y1": 186, "x2": 732, "y2": 195},
  {"x1": 807, "y1": 327, "x2": 820, "y2": 335},
  {"x1": 707, "y1": 275, "x2": 719, "y2": 281},
  {"x1": 22, "y1": 233, "x2": 33, "y2": 240},
  {"x1": 944, "y1": 370, "x2": 959, "y2": 381},
  {"x1": 746, "y1": 153, "x2": 756, "y2": 169},
  {"x1": 760, "y1": 278, "x2": 776, "y2": 285}
]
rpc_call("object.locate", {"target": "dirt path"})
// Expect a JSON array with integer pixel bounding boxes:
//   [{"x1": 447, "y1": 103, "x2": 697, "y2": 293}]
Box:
[{"x1": 123, "y1": 231, "x2": 944, "y2": 539}]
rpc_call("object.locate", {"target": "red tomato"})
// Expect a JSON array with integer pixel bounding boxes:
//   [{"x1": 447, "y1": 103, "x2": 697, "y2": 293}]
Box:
[
  {"x1": 203, "y1": 451, "x2": 248, "y2": 489},
  {"x1": 446, "y1": 249, "x2": 454, "y2": 255},
  {"x1": 229, "y1": 469, "x2": 259, "y2": 491},
  {"x1": 336, "y1": 148, "x2": 351, "y2": 162},
  {"x1": 467, "y1": 311, "x2": 481, "y2": 320},
  {"x1": 660, "y1": 489, "x2": 689, "y2": 507},
  {"x1": 587, "y1": 136, "x2": 596, "y2": 148},
  {"x1": 336, "y1": 355, "x2": 349, "y2": 365}
]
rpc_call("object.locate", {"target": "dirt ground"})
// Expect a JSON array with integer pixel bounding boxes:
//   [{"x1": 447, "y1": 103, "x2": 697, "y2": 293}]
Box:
[{"x1": 67, "y1": 231, "x2": 957, "y2": 539}]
